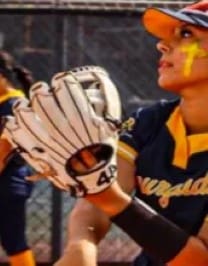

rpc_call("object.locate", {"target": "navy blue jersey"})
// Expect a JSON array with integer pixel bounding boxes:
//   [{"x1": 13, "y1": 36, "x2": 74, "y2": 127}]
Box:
[
  {"x1": 118, "y1": 99, "x2": 208, "y2": 235},
  {"x1": 0, "y1": 90, "x2": 33, "y2": 198}
]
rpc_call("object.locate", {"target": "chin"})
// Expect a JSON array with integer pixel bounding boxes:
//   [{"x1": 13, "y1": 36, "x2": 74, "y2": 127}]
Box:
[
  {"x1": 160, "y1": 84, "x2": 181, "y2": 93},
  {"x1": 158, "y1": 77, "x2": 185, "y2": 93}
]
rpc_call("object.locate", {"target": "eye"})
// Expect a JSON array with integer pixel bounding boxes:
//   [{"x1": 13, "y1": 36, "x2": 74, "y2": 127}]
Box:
[{"x1": 179, "y1": 28, "x2": 193, "y2": 38}]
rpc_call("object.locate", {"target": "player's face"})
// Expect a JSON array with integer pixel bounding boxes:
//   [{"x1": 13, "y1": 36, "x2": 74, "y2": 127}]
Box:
[{"x1": 156, "y1": 23, "x2": 208, "y2": 93}]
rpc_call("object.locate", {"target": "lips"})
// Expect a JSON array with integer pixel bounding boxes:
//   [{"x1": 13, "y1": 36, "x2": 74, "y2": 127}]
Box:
[
  {"x1": 158, "y1": 60, "x2": 173, "y2": 73},
  {"x1": 159, "y1": 60, "x2": 173, "y2": 68}
]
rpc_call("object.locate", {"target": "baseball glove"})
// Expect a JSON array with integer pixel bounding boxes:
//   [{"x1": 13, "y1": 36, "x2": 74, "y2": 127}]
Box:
[{"x1": 3, "y1": 66, "x2": 121, "y2": 197}]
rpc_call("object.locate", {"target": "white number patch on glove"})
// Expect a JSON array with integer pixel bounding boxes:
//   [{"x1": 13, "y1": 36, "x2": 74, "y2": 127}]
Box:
[{"x1": 3, "y1": 66, "x2": 121, "y2": 197}]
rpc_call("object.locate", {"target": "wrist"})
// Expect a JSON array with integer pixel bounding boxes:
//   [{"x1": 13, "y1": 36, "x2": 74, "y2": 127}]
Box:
[
  {"x1": 111, "y1": 197, "x2": 189, "y2": 263},
  {"x1": 86, "y1": 181, "x2": 131, "y2": 216}
]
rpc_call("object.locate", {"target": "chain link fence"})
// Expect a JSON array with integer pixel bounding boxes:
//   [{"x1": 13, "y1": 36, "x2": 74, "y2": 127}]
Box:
[{"x1": 0, "y1": 0, "x2": 193, "y2": 265}]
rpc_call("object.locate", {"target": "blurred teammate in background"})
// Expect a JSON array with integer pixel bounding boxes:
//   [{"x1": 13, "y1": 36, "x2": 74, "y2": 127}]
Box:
[
  {"x1": 0, "y1": 51, "x2": 35, "y2": 266},
  {"x1": 54, "y1": 1, "x2": 208, "y2": 266}
]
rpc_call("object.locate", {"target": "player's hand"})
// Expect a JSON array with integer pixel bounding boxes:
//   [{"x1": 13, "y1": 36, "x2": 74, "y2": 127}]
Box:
[{"x1": 3, "y1": 66, "x2": 121, "y2": 196}]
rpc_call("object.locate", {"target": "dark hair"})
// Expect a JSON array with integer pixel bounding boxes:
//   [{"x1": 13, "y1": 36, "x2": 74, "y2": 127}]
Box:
[{"x1": 0, "y1": 50, "x2": 34, "y2": 96}]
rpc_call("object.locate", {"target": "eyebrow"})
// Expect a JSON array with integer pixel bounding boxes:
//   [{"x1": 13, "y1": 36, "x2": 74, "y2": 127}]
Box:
[
  {"x1": 179, "y1": 23, "x2": 208, "y2": 33},
  {"x1": 177, "y1": 23, "x2": 197, "y2": 29},
  {"x1": 174, "y1": 23, "x2": 208, "y2": 38},
  {"x1": 174, "y1": 23, "x2": 193, "y2": 33}
]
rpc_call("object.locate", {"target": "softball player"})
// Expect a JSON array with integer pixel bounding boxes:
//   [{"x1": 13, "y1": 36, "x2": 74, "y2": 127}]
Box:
[
  {"x1": 54, "y1": 1, "x2": 208, "y2": 265},
  {"x1": 0, "y1": 51, "x2": 35, "y2": 266}
]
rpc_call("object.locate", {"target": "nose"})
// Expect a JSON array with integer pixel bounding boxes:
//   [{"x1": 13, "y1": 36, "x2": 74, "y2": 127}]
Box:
[{"x1": 156, "y1": 40, "x2": 171, "y2": 54}]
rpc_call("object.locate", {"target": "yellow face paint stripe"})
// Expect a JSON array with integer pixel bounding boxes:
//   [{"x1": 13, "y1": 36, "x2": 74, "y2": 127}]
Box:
[{"x1": 180, "y1": 42, "x2": 208, "y2": 77}]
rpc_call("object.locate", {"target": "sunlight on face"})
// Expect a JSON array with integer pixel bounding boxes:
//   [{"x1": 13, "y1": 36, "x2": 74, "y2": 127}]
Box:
[{"x1": 157, "y1": 24, "x2": 208, "y2": 93}]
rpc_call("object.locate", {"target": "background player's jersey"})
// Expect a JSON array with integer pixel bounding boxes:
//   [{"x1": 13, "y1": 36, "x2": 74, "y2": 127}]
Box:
[
  {"x1": 0, "y1": 90, "x2": 33, "y2": 198},
  {"x1": 119, "y1": 99, "x2": 208, "y2": 235}
]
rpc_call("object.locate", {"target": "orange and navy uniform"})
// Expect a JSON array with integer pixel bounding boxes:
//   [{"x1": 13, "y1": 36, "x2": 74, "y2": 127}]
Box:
[
  {"x1": 0, "y1": 90, "x2": 34, "y2": 262},
  {"x1": 0, "y1": 90, "x2": 33, "y2": 199},
  {"x1": 118, "y1": 99, "x2": 208, "y2": 265}
]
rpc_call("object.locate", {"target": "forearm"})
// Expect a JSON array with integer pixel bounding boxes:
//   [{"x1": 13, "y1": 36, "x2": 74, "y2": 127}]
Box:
[
  {"x1": 112, "y1": 198, "x2": 208, "y2": 266},
  {"x1": 54, "y1": 199, "x2": 111, "y2": 266},
  {"x1": 54, "y1": 240, "x2": 97, "y2": 266},
  {"x1": 86, "y1": 182, "x2": 208, "y2": 266},
  {"x1": 86, "y1": 181, "x2": 131, "y2": 216},
  {"x1": 167, "y1": 237, "x2": 208, "y2": 266}
]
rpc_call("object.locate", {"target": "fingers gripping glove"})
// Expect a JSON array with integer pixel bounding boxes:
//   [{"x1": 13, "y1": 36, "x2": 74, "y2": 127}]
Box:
[{"x1": 4, "y1": 66, "x2": 121, "y2": 197}]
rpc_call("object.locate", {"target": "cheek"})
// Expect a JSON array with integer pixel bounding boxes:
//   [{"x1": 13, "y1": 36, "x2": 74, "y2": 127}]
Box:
[
  {"x1": 167, "y1": 52, "x2": 187, "y2": 78},
  {"x1": 200, "y1": 41, "x2": 208, "y2": 51},
  {"x1": 179, "y1": 42, "x2": 208, "y2": 77},
  {"x1": 191, "y1": 44, "x2": 208, "y2": 75}
]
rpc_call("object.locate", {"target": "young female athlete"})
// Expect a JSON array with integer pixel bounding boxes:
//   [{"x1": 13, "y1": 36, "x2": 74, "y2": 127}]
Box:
[
  {"x1": 54, "y1": 1, "x2": 208, "y2": 266},
  {"x1": 0, "y1": 51, "x2": 36, "y2": 266}
]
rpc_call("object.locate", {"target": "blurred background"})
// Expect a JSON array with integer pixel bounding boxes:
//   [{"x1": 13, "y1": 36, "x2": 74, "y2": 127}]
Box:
[{"x1": 0, "y1": 0, "x2": 193, "y2": 265}]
